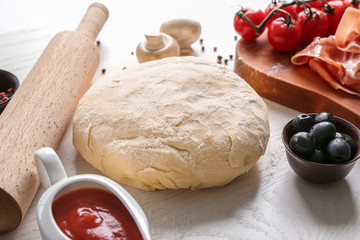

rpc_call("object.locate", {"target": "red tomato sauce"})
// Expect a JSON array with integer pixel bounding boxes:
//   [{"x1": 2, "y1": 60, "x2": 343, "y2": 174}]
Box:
[{"x1": 52, "y1": 188, "x2": 143, "y2": 240}]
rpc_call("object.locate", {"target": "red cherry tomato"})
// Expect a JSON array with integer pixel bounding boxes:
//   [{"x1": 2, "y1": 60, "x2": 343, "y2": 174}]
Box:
[
  {"x1": 268, "y1": 18, "x2": 303, "y2": 52},
  {"x1": 233, "y1": 9, "x2": 266, "y2": 40},
  {"x1": 329, "y1": 0, "x2": 359, "y2": 7},
  {"x1": 327, "y1": 1, "x2": 348, "y2": 34},
  {"x1": 265, "y1": 3, "x2": 299, "y2": 26},
  {"x1": 327, "y1": 0, "x2": 359, "y2": 7},
  {"x1": 298, "y1": 8, "x2": 330, "y2": 43},
  {"x1": 292, "y1": 3, "x2": 305, "y2": 15},
  {"x1": 307, "y1": 0, "x2": 325, "y2": 9}
]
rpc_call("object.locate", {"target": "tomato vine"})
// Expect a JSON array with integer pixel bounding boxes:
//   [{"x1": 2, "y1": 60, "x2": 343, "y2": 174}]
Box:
[{"x1": 236, "y1": 0, "x2": 334, "y2": 35}]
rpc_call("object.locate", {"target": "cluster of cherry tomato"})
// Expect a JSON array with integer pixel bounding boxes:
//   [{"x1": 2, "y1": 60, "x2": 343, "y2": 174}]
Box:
[{"x1": 233, "y1": 0, "x2": 359, "y2": 52}]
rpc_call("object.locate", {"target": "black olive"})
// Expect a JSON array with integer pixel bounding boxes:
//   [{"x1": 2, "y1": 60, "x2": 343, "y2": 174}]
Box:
[
  {"x1": 289, "y1": 132, "x2": 316, "y2": 158},
  {"x1": 292, "y1": 113, "x2": 314, "y2": 133},
  {"x1": 308, "y1": 149, "x2": 327, "y2": 164},
  {"x1": 309, "y1": 122, "x2": 336, "y2": 147},
  {"x1": 335, "y1": 132, "x2": 343, "y2": 138},
  {"x1": 314, "y1": 112, "x2": 336, "y2": 125},
  {"x1": 335, "y1": 132, "x2": 357, "y2": 158},
  {"x1": 327, "y1": 138, "x2": 351, "y2": 163}
]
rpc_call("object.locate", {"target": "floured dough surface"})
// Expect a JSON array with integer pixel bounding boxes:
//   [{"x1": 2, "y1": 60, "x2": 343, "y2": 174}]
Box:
[{"x1": 73, "y1": 57, "x2": 269, "y2": 190}]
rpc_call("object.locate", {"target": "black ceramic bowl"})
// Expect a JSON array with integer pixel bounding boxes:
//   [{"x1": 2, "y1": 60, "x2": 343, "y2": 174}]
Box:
[
  {"x1": 0, "y1": 70, "x2": 19, "y2": 114},
  {"x1": 282, "y1": 114, "x2": 360, "y2": 184}
]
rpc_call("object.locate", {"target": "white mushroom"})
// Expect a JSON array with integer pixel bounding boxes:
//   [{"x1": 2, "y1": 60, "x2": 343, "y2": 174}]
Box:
[
  {"x1": 160, "y1": 18, "x2": 202, "y2": 55},
  {"x1": 136, "y1": 33, "x2": 180, "y2": 63}
]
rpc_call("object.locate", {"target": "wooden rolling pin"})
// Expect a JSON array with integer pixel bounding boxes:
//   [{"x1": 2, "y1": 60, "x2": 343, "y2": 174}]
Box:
[{"x1": 0, "y1": 3, "x2": 108, "y2": 233}]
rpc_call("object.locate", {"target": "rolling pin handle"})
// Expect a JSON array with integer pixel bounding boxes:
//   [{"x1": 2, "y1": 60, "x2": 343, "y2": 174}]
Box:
[
  {"x1": 76, "y1": 2, "x2": 109, "y2": 41},
  {"x1": 34, "y1": 147, "x2": 68, "y2": 189}
]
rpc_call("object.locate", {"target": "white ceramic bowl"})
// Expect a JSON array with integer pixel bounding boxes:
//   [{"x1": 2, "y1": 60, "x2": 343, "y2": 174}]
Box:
[{"x1": 35, "y1": 147, "x2": 151, "y2": 240}]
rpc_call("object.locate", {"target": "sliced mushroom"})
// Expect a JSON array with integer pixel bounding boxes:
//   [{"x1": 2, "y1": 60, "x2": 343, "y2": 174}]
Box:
[
  {"x1": 160, "y1": 18, "x2": 202, "y2": 55},
  {"x1": 136, "y1": 33, "x2": 180, "y2": 63}
]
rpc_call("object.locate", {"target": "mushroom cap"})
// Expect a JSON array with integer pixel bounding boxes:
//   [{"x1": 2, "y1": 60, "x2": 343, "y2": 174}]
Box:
[
  {"x1": 160, "y1": 18, "x2": 202, "y2": 49},
  {"x1": 136, "y1": 33, "x2": 180, "y2": 63}
]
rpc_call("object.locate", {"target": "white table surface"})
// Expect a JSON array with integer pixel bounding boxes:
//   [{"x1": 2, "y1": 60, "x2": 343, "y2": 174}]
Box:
[{"x1": 1, "y1": 0, "x2": 360, "y2": 239}]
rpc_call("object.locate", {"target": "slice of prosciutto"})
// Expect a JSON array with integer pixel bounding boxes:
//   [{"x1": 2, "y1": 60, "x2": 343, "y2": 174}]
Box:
[
  {"x1": 335, "y1": 7, "x2": 360, "y2": 53},
  {"x1": 291, "y1": 8, "x2": 360, "y2": 97}
]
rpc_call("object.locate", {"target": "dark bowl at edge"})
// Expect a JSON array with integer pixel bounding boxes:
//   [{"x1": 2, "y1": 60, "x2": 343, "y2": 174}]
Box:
[
  {"x1": 282, "y1": 114, "x2": 360, "y2": 184},
  {"x1": 0, "y1": 69, "x2": 19, "y2": 114}
]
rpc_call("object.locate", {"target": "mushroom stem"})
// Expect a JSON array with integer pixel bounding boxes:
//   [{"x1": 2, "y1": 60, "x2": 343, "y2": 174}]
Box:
[
  {"x1": 144, "y1": 33, "x2": 165, "y2": 50},
  {"x1": 136, "y1": 32, "x2": 180, "y2": 63}
]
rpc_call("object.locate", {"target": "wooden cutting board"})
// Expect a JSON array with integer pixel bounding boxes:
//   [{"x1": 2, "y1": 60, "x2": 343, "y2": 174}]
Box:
[{"x1": 234, "y1": 33, "x2": 360, "y2": 129}]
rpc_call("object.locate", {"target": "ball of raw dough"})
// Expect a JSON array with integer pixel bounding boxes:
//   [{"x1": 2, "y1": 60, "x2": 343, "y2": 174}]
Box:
[{"x1": 73, "y1": 57, "x2": 269, "y2": 190}]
